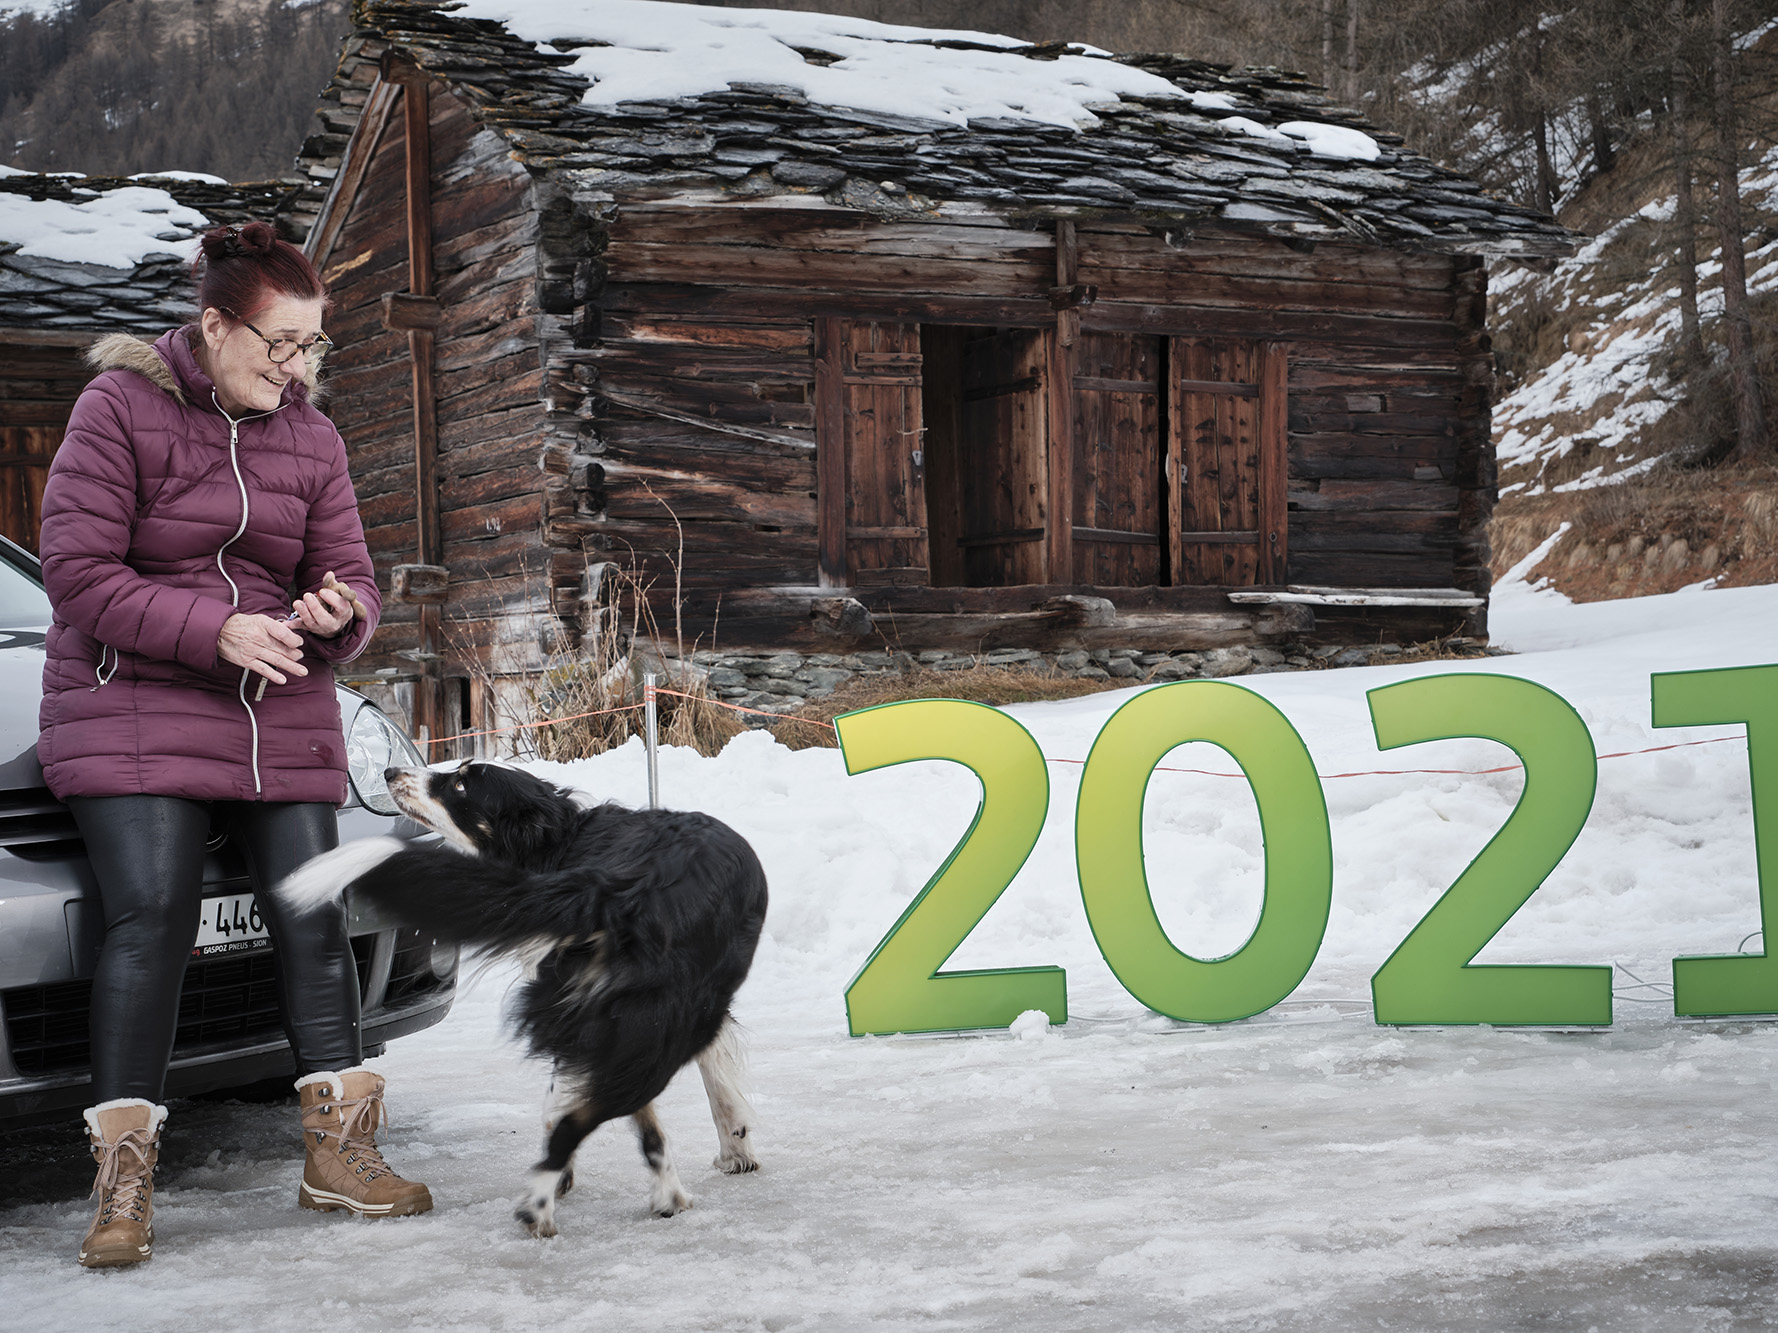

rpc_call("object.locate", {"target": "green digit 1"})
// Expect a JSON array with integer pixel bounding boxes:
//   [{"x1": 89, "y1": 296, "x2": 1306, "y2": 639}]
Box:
[
  {"x1": 834, "y1": 699, "x2": 1065, "y2": 1037},
  {"x1": 1366, "y1": 673, "x2": 1610, "y2": 1026},
  {"x1": 1074, "y1": 681, "x2": 1332, "y2": 1023},
  {"x1": 1653, "y1": 664, "x2": 1778, "y2": 1016}
]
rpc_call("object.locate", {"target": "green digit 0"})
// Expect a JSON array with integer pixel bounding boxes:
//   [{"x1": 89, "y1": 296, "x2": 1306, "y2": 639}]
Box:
[
  {"x1": 1653, "y1": 664, "x2": 1778, "y2": 1017},
  {"x1": 834, "y1": 699, "x2": 1065, "y2": 1037},
  {"x1": 1366, "y1": 673, "x2": 1611, "y2": 1026},
  {"x1": 1074, "y1": 681, "x2": 1332, "y2": 1023}
]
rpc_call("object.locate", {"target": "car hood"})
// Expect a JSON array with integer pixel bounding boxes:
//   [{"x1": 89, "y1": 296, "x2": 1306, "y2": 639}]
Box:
[{"x1": 0, "y1": 629, "x2": 48, "y2": 791}]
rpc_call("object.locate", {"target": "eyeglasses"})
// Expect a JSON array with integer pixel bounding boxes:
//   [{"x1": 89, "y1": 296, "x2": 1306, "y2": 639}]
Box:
[{"x1": 226, "y1": 310, "x2": 334, "y2": 365}]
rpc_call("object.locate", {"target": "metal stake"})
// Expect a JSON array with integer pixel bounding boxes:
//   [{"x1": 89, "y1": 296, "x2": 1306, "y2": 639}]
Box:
[{"x1": 643, "y1": 671, "x2": 660, "y2": 808}]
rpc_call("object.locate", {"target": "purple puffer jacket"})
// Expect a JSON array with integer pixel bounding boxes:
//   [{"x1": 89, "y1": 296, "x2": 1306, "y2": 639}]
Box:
[{"x1": 36, "y1": 327, "x2": 382, "y2": 804}]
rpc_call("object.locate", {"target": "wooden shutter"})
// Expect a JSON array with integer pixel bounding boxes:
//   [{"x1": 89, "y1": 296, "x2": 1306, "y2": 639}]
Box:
[
  {"x1": 1071, "y1": 332, "x2": 1163, "y2": 586},
  {"x1": 0, "y1": 424, "x2": 61, "y2": 553},
  {"x1": 1167, "y1": 338, "x2": 1288, "y2": 587},
  {"x1": 816, "y1": 318, "x2": 927, "y2": 587},
  {"x1": 957, "y1": 328, "x2": 1049, "y2": 587}
]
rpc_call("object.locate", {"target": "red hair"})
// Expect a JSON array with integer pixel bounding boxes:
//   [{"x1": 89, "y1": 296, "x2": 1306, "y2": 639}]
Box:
[{"x1": 191, "y1": 222, "x2": 326, "y2": 320}]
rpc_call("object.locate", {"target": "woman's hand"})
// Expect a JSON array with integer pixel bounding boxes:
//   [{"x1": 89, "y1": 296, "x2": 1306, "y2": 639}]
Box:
[
  {"x1": 218, "y1": 613, "x2": 309, "y2": 685},
  {"x1": 289, "y1": 583, "x2": 354, "y2": 639}
]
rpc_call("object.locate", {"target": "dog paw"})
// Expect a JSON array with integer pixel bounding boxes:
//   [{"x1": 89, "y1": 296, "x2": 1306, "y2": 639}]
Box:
[
  {"x1": 716, "y1": 1128, "x2": 759, "y2": 1173},
  {"x1": 651, "y1": 1185, "x2": 692, "y2": 1218},
  {"x1": 514, "y1": 1201, "x2": 559, "y2": 1239},
  {"x1": 714, "y1": 1148, "x2": 760, "y2": 1174}
]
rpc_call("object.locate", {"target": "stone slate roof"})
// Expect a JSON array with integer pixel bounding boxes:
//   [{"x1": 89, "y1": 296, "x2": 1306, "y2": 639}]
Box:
[
  {"x1": 0, "y1": 174, "x2": 302, "y2": 336},
  {"x1": 293, "y1": 0, "x2": 1577, "y2": 258}
]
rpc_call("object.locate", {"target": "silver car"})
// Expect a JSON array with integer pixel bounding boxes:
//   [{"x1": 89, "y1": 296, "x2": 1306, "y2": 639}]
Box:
[{"x1": 0, "y1": 536, "x2": 455, "y2": 1123}]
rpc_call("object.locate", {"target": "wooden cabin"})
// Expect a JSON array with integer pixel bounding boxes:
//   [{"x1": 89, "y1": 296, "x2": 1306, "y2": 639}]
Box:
[
  {"x1": 0, "y1": 174, "x2": 302, "y2": 552},
  {"x1": 274, "y1": 0, "x2": 1576, "y2": 742}
]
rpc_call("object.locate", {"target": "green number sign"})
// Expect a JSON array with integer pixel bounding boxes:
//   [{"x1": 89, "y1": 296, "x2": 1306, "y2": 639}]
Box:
[
  {"x1": 834, "y1": 699, "x2": 1066, "y2": 1037},
  {"x1": 1653, "y1": 664, "x2": 1778, "y2": 1017},
  {"x1": 833, "y1": 666, "x2": 1778, "y2": 1036},
  {"x1": 1074, "y1": 681, "x2": 1333, "y2": 1023},
  {"x1": 1366, "y1": 674, "x2": 1611, "y2": 1026}
]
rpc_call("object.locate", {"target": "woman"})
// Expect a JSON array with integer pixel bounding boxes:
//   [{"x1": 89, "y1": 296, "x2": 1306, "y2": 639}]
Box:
[{"x1": 37, "y1": 222, "x2": 429, "y2": 1269}]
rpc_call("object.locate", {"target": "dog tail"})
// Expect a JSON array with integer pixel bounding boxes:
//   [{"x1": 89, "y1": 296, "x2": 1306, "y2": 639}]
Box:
[
  {"x1": 275, "y1": 837, "x2": 408, "y2": 914},
  {"x1": 277, "y1": 840, "x2": 604, "y2": 952}
]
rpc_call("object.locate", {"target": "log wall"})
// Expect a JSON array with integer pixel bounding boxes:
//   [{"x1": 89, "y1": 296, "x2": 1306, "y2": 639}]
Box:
[
  {"x1": 559, "y1": 200, "x2": 1490, "y2": 648},
  {"x1": 321, "y1": 83, "x2": 551, "y2": 717}
]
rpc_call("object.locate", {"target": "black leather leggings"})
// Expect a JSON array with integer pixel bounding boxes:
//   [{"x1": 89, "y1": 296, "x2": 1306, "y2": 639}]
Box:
[{"x1": 67, "y1": 796, "x2": 361, "y2": 1103}]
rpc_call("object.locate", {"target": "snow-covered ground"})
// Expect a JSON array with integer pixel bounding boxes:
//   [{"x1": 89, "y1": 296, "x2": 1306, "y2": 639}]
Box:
[{"x1": 9, "y1": 573, "x2": 1778, "y2": 1327}]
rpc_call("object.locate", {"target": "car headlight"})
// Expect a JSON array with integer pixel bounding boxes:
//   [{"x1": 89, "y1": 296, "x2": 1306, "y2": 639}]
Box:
[{"x1": 345, "y1": 700, "x2": 426, "y2": 816}]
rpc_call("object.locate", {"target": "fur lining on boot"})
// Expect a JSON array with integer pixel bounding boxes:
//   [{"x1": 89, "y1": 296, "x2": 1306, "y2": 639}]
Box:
[
  {"x1": 294, "y1": 1066, "x2": 375, "y2": 1093},
  {"x1": 82, "y1": 1099, "x2": 169, "y2": 1137}
]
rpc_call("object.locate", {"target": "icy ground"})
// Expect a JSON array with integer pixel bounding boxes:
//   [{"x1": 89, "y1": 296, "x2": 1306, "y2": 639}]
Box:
[{"x1": 8, "y1": 573, "x2": 1778, "y2": 1328}]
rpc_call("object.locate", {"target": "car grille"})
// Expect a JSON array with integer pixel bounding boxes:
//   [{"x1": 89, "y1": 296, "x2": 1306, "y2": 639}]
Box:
[
  {"x1": 3, "y1": 936, "x2": 392, "y2": 1076},
  {"x1": 0, "y1": 788, "x2": 83, "y2": 860},
  {"x1": 383, "y1": 928, "x2": 451, "y2": 1007}
]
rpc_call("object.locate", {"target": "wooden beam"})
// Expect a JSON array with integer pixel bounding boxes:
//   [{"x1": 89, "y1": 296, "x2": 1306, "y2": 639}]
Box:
[
  {"x1": 1046, "y1": 219, "x2": 1077, "y2": 586},
  {"x1": 391, "y1": 562, "x2": 449, "y2": 603},
  {"x1": 0, "y1": 329, "x2": 100, "y2": 348},
  {"x1": 380, "y1": 292, "x2": 443, "y2": 331},
  {"x1": 1258, "y1": 341, "x2": 1289, "y2": 584},
  {"x1": 304, "y1": 76, "x2": 400, "y2": 271},
  {"x1": 813, "y1": 316, "x2": 847, "y2": 589},
  {"x1": 401, "y1": 75, "x2": 445, "y2": 750}
]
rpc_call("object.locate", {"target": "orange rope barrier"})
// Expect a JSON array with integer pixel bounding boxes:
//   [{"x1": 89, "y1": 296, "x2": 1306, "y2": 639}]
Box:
[
  {"x1": 422, "y1": 700, "x2": 644, "y2": 748},
  {"x1": 421, "y1": 685, "x2": 1743, "y2": 780}
]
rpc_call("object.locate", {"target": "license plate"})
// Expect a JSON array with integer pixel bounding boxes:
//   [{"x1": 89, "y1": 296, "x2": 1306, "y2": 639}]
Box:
[{"x1": 192, "y1": 893, "x2": 273, "y2": 959}]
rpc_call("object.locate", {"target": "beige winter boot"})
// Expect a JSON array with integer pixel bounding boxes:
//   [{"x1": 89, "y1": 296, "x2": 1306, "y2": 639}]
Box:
[
  {"x1": 78, "y1": 1099, "x2": 167, "y2": 1268},
  {"x1": 296, "y1": 1067, "x2": 433, "y2": 1218}
]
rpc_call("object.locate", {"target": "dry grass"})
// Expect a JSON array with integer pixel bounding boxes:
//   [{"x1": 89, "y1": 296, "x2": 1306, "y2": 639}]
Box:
[
  {"x1": 1490, "y1": 458, "x2": 1778, "y2": 601},
  {"x1": 524, "y1": 651, "x2": 745, "y2": 762},
  {"x1": 508, "y1": 515, "x2": 747, "y2": 762}
]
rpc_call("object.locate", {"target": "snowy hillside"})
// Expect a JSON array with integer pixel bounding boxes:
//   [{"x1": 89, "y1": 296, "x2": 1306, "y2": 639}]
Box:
[
  {"x1": 1492, "y1": 140, "x2": 1778, "y2": 498},
  {"x1": 8, "y1": 570, "x2": 1778, "y2": 1325}
]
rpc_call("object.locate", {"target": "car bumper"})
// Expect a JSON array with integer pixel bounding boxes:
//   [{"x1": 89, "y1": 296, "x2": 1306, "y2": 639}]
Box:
[{"x1": 0, "y1": 805, "x2": 457, "y2": 1123}]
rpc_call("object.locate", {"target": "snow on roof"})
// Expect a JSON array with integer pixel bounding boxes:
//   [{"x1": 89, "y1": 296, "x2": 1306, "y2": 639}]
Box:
[
  {"x1": 129, "y1": 170, "x2": 232, "y2": 185},
  {"x1": 0, "y1": 183, "x2": 207, "y2": 268},
  {"x1": 460, "y1": 0, "x2": 1379, "y2": 155}
]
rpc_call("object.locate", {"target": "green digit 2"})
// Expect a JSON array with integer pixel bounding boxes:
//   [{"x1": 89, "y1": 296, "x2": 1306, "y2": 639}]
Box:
[
  {"x1": 834, "y1": 699, "x2": 1065, "y2": 1036},
  {"x1": 1366, "y1": 673, "x2": 1611, "y2": 1026},
  {"x1": 1074, "y1": 681, "x2": 1333, "y2": 1023},
  {"x1": 1653, "y1": 664, "x2": 1778, "y2": 1017}
]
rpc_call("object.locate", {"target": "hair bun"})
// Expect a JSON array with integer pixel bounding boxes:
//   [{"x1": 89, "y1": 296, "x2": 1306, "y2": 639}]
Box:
[{"x1": 200, "y1": 221, "x2": 280, "y2": 263}]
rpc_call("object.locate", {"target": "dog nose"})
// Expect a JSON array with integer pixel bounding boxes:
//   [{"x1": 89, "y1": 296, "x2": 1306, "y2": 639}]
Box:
[{"x1": 384, "y1": 766, "x2": 405, "y2": 782}]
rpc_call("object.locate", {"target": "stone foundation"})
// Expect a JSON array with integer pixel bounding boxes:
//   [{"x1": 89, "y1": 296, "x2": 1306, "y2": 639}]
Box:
[{"x1": 654, "y1": 642, "x2": 1457, "y2": 721}]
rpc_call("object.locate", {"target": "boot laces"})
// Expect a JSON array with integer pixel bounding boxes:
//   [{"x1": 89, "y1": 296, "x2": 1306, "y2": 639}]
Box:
[
  {"x1": 91, "y1": 1126, "x2": 154, "y2": 1224},
  {"x1": 334, "y1": 1090, "x2": 395, "y2": 1183}
]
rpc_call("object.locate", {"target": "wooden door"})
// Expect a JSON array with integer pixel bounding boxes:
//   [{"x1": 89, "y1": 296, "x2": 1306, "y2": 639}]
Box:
[
  {"x1": 816, "y1": 318, "x2": 928, "y2": 587},
  {"x1": 958, "y1": 327, "x2": 1048, "y2": 587},
  {"x1": 1071, "y1": 332, "x2": 1163, "y2": 586},
  {"x1": 1168, "y1": 338, "x2": 1288, "y2": 587}
]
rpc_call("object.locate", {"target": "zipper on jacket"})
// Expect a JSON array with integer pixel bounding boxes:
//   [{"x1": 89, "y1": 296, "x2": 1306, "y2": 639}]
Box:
[
  {"x1": 213, "y1": 394, "x2": 286, "y2": 797},
  {"x1": 90, "y1": 643, "x2": 118, "y2": 692}
]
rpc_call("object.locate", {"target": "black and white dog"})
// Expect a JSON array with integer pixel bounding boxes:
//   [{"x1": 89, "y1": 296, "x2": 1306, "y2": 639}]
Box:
[{"x1": 277, "y1": 762, "x2": 769, "y2": 1237}]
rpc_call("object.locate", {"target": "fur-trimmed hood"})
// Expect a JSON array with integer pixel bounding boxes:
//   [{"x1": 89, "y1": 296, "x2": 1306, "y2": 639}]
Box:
[{"x1": 84, "y1": 326, "x2": 326, "y2": 409}]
